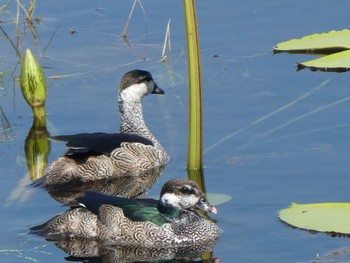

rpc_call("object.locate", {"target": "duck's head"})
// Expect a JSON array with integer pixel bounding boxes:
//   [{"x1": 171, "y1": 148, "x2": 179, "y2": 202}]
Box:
[
  {"x1": 119, "y1": 70, "x2": 164, "y2": 102},
  {"x1": 159, "y1": 179, "x2": 217, "y2": 214}
]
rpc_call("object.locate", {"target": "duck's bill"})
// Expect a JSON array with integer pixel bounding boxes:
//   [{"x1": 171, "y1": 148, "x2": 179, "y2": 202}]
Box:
[
  {"x1": 196, "y1": 197, "x2": 218, "y2": 214},
  {"x1": 151, "y1": 83, "x2": 164, "y2": 95}
]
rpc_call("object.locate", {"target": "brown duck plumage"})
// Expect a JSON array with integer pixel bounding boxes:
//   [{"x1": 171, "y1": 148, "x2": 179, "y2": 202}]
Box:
[{"x1": 33, "y1": 70, "x2": 170, "y2": 189}]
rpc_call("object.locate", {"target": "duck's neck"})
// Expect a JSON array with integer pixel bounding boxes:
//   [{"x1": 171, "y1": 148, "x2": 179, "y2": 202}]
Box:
[
  {"x1": 119, "y1": 99, "x2": 165, "y2": 153},
  {"x1": 157, "y1": 203, "x2": 182, "y2": 219}
]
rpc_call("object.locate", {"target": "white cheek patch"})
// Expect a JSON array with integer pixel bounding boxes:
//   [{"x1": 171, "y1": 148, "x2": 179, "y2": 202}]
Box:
[
  {"x1": 120, "y1": 83, "x2": 148, "y2": 101},
  {"x1": 160, "y1": 193, "x2": 178, "y2": 207},
  {"x1": 179, "y1": 195, "x2": 198, "y2": 208},
  {"x1": 160, "y1": 193, "x2": 200, "y2": 209}
]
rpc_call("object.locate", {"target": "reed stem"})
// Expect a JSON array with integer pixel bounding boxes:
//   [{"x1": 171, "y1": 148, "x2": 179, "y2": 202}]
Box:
[{"x1": 183, "y1": 0, "x2": 203, "y2": 171}]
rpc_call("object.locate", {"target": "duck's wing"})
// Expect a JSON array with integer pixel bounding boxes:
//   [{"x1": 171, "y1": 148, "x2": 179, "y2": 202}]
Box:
[
  {"x1": 76, "y1": 192, "x2": 167, "y2": 226},
  {"x1": 51, "y1": 133, "x2": 153, "y2": 156}
]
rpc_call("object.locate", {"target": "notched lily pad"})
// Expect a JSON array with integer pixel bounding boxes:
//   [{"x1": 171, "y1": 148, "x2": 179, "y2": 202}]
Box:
[
  {"x1": 297, "y1": 50, "x2": 350, "y2": 72},
  {"x1": 273, "y1": 29, "x2": 350, "y2": 72},
  {"x1": 274, "y1": 29, "x2": 350, "y2": 54},
  {"x1": 279, "y1": 202, "x2": 350, "y2": 236}
]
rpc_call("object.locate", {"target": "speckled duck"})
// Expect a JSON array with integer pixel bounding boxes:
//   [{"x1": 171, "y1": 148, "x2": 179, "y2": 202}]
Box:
[
  {"x1": 31, "y1": 179, "x2": 221, "y2": 246},
  {"x1": 33, "y1": 70, "x2": 170, "y2": 189}
]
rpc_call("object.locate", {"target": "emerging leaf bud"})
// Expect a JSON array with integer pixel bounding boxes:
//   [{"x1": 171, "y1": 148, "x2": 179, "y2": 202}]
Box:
[{"x1": 20, "y1": 49, "x2": 47, "y2": 111}]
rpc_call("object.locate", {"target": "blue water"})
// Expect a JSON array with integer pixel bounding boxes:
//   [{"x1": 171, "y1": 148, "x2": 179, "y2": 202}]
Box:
[{"x1": 2, "y1": 0, "x2": 350, "y2": 262}]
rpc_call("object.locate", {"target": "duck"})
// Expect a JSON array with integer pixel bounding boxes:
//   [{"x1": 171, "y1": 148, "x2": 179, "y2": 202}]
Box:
[
  {"x1": 30, "y1": 179, "x2": 221, "y2": 247},
  {"x1": 32, "y1": 70, "x2": 170, "y2": 189}
]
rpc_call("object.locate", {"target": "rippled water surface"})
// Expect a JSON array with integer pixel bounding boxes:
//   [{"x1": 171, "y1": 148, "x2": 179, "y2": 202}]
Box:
[{"x1": 2, "y1": 1, "x2": 350, "y2": 262}]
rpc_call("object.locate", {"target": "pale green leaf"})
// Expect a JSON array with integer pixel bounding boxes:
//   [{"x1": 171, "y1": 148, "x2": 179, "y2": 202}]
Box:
[
  {"x1": 279, "y1": 202, "x2": 350, "y2": 235},
  {"x1": 297, "y1": 50, "x2": 350, "y2": 72},
  {"x1": 207, "y1": 193, "x2": 232, "y2": 206},
  {"x1": 274, "y1": 29, "x2": 350, "y2": 72},
  {"x1": 274, "y1": 29, "x2": 350, "y2": 54}
]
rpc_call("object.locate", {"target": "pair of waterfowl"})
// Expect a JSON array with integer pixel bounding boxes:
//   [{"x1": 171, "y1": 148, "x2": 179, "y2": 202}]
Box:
[{"x1": 31, "y1": 70, "x2": 220, "y2": 246}]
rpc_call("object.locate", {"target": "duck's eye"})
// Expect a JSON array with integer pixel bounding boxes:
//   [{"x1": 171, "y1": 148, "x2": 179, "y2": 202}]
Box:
[{"x1": 180, "y1": 186, "x2": 192, "y2": 194}]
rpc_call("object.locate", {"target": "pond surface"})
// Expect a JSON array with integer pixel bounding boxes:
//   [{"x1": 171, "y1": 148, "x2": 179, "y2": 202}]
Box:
[{"x1": 2, "y1": 0, "x2": 350, "y2": 262}]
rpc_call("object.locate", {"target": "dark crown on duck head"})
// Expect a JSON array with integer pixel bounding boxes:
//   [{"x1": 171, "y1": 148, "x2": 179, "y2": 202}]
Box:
[
  {"x1": 119, "y1": 70, "x2": 164, "y2": 95},
  {"x1": 158, "y1": 179, "x2": 217, "y2": 214}
]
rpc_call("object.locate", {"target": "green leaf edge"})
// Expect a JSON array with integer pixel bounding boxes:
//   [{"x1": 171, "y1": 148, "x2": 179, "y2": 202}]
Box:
[
  {"x1": 279, "y1": 202, "x2": 350, "y2": 235},
  {"x1": 274, "y1": 29, "x2": 350, "y2": 53},
  {"x1": 297, "y1": 49, "x2": 350, "y2": 72}
]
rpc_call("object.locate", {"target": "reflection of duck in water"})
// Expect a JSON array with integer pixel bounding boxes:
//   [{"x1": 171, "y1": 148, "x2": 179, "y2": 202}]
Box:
[
  {"x1": 47, "y1": 166, "x2": 166, "y2": 205},
  {"x1": 31, "y1": 179, "x2": 221, "y2": 246},
  {"x1": 32, "y1": 70, "x2": 170, "y2": 189},
  {"x1": 55, "y1": 239, "x2": 219, "y2": 262}
]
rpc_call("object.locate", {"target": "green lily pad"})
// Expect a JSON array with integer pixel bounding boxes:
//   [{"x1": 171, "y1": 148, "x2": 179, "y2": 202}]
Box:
[
  {"x1": 279, "y1": 202, "x2": 350, "y2": 235},
  {"x1": 274, "y1": 29, "x2": 350, "y2": 54},
  {"x1": 273, "y1": 29, "x2": 350, "y2": 72},
  {"x1": 207, "y1": 193, "x2": 232, "y2": 206},
  {"x1": 297, "y1": 49, "x2": 350, "y2": 72}
]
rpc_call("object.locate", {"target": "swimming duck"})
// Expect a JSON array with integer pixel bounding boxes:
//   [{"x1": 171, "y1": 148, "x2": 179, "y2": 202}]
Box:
[
  {"x1": 31, "y1": 179, "x2": 221, "y2": 246},
  {"x1": 33, "y1": 70, "x2": 170, "y2": 189}
]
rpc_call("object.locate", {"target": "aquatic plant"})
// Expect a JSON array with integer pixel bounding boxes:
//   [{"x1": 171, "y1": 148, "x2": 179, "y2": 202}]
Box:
[
  {"x1": 19, "y1": 48, "x2": 50, "y2": 180},
  {"x1": 183, "y1": 0, "x2": 203, "y2": 172},
  {"x1": 274, "y1": 29, "x2": 350, "y2": 72},
  {"x1": 275, "y1": 29, "x2": 350, "y2": 236},
  {"x1": 19, "y1": 48, "x2": 47, "y2": 119}
]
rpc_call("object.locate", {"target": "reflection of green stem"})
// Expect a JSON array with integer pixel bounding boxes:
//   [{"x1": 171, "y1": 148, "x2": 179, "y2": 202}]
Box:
[
  {"x1": 0, "y1": 106, "x2": 13, "y2": 140},
  {"x1": 183, "y1": 0, "x2": 203, "y2": 172},
  {"x1": 0, "y1": 0, "x2": 12, "y2": 18},
  {"x1": 0, "y1": 26, "x2": 21, "y2": 58},
  {"x1": 25, "y1": 114, "x2": 50, "y2": 181}
]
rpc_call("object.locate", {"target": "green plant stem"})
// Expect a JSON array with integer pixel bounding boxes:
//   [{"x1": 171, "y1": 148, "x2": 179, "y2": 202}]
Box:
[
  {"x1": 31, "y1": 105, "x2": 46, "y2": 122},
  {"x1": 183, "y1": 0, "x2": 203, "y2": 171}
]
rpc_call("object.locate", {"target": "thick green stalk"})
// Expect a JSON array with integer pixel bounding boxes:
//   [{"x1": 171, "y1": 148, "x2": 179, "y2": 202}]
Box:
[{"x1": 183, "y1": 0, "x2": 203, "y2": 171}]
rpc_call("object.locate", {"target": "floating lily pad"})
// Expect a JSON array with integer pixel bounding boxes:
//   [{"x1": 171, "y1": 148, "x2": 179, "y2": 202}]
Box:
[
  {"x1": 274, "y1": 29, "x2": 350, "y2": 54},
  {"x1": 207, "y1": 193, "x2": 232, "y2": 206},
  {"x1": 279, "y1": 202, "x2": 350, "y2": 235},
  {"x1": 297, "y1": 50, "x2": 350, "y2": 72},
  {"x1": 273, "y1": 29, "x2": 350, "y2": 72}
]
